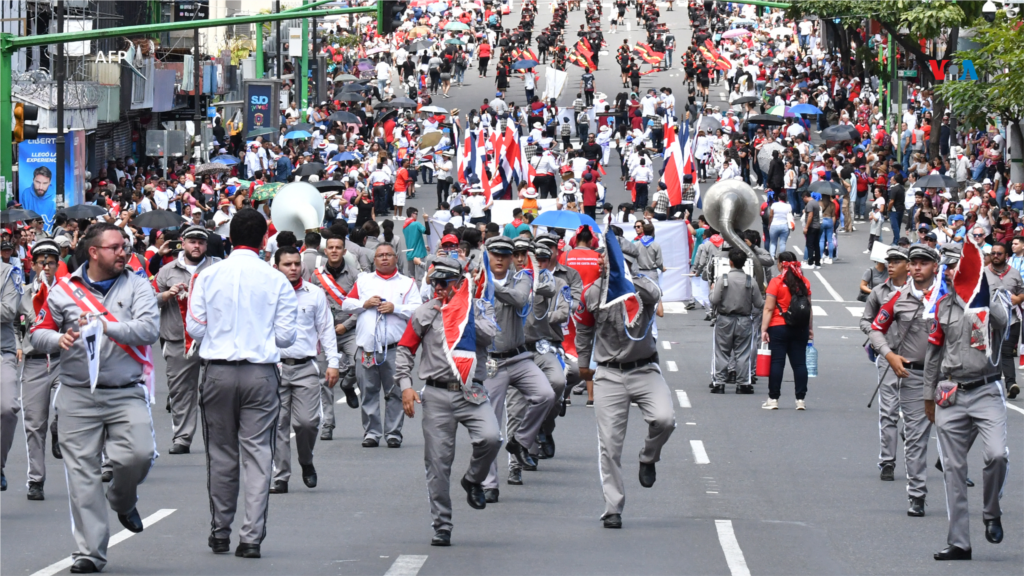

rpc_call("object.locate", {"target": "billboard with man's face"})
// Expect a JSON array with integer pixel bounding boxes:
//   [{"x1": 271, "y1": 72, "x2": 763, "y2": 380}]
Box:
[{"x1": 17, "y1": 132, "x2": 84, "y2": 231}]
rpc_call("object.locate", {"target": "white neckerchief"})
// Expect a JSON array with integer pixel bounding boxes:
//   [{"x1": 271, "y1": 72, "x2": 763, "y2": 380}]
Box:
[
  {"x1": 908, "y1": 276, "x2": 937, "y2": 301},
  {"x1": 179, "y1": 252, "x2": 205, "y2": 275}
]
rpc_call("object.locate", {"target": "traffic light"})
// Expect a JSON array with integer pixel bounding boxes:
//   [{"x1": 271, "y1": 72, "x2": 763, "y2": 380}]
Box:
[
  {"x1": 13, "y1": 102, "x2": 39, "y2": 143},
  {"x1": 377, "y1": 0, "x2": 408, "y2": 36}
]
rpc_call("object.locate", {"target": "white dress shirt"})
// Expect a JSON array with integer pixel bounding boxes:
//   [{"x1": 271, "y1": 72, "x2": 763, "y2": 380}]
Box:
[
  {"x1": 186, "y1": 249, "x2": 298, "y2": 363},
  {"x1": 280, "y1": 280, "x2": 341, "y2": 369},
  {"x1": 341, "y1": 269, "x2": 422, "y2": 352}
]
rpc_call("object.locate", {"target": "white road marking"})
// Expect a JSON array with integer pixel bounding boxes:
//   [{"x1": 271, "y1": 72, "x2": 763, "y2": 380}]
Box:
[
  {"x1": 667, "y1": 361, "x2": 678, "y2": 372},
  {"x1": 383, "y1": 555, "x2": 429, "y2": 576},
  {"x1": 1007, "y1": 403, "x2": 1024, "y2": 416},
  {"x1": 675, "y1": 390, "x2": 691, "y2": 407},
  {"x1": 686, "y1": 422, "x2": 697, "y2": 425},
  {"x1": 663, "y1": 341, "x2": 671, "y2": 350},
  {"x1": 715, "y1": 519, "x2": 752, "y2": 576},
  {"x1": 30, "y1": 509, "x2": 177, "y2": 576},
  {"x1": 811, "y1": 305, "x2": 827, "y2": 316},
  {"x1": 813, "y1": 271, "x2": 844, "y2": 302},
  {"x1": 690, "y1": 440, "x2": 710, "y2": 464},
  {"x1": 663, "y1": 302, "x2": 689, "y2": 314},
  {"x1": 846, "y1": 306, "x2": 865, "y2": 317}
]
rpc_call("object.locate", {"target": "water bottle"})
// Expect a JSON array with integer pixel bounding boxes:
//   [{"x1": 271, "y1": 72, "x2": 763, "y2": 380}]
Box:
[{"x1": 806, "y1": 342, "x2": 818, "y2": 378}]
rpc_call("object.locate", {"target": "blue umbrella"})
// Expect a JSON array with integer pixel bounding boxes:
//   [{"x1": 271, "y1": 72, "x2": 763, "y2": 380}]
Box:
[
  {"x1": 513, "y1": 59, "x2": 539, "y2": 70},
  {"x1": 331, "y1": 151, "x2": 362, "y2": 162},
  {"x1": 789, "y1": 103, "x2": 823, "y2": 116},
  {"x1": 284, "y1": 130, "x2": 312, "y2": 140},
  {"x1": 532, "y1": 210, "x2": 602, "y2": 233},
  {"x1": 427, "y1": 3, "x2": 447, "y2": 13},
  {"x1": 212, "y1": 155, "x2": 239, "y2": 165}
]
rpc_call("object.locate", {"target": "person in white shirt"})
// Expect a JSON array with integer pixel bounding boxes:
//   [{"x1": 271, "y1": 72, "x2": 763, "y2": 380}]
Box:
[
  {"x1": 185, "y1": 209, "x2": 298, "y2": 558},
  {"x1": 244, "y1": 142, "x2": 264, "y2": 180},
  {"x1": 375, "y1": 60, "x2": 391, "y2": 97},
  {"x1": 270, "y1": 247, "x2": 340, "y2": 494},
  {"x1": 341, "y1": 243, "x2": 423, "y2": 447},
  {"x1": 630, "y1": 158, "x2": 654, "y2": 209}
]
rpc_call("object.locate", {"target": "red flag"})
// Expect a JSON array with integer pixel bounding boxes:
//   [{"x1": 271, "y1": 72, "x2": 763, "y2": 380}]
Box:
[{"x1": 663, "y1": 125, "x2": 685, "y2": 205}]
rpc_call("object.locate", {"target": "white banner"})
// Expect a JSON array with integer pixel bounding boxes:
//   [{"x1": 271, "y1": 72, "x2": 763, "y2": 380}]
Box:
[
  {"x1": 542, "y1": 66, "x2": 568, "y2": 101},
  {"x1": 618, "y1": 220, "x2": 692, "y2": 302}
]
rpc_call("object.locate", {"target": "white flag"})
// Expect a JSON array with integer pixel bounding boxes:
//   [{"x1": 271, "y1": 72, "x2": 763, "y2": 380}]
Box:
[{"x1": 80, "y1": 318, "x2": 103, "y2": 392}]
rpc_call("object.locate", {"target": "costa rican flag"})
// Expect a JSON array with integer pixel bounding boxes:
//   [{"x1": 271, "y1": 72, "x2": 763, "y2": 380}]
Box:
[
  {"x1": 600, "y1": 228, "x2": 643, "y2": 327},
  {"x1": 440, "y1": 275, "x2": 479, "y2": 386},
  {"x1": 662, "y1": 124, "x2": 685, "y2": 205},
  {"x1": 497, "y1": 125, "x2": 523, "y2": 200}
]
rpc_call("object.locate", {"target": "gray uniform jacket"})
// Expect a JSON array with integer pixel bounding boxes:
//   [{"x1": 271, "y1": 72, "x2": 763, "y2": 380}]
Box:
[
  {"x1": 859, "y1": 280, "x2": 900, "y2": 347},
  {"x1": 19, "y1": 280, "x2": 53, "y2": 356},
  {"x1": 347, "y1": 239, "x2": 374, "y2": 271},
  {"x1": 636, "y1": 240, "x2": 663, "y2": 272},
  {"x1": 301, "y1": 249, "x2": 360, "y2": 282},
  {"x1": 396, "y1": 296, "x2": 496, "y2": 390},
  {"x1": 1, "y1": 263, "x2": 22, "y2": 354},
  {"x1": 575, "y1": 274, "x2": 662, "y2": 367},
  {"x1": 868, "y1": 285, "x2": 931, "y2": 362},
  {"x1": 31, "y1": 266, "x2": 160, "y2": 388},
  {"x1": 154, "y1": 255, "x2": 220, "y2": 341},
  {"x1": 553, "y1": 262, "x2": 583, "y2": 308},
  {"x1": 984, "y1": 266, "x2": 1024, "y2": 324},
  {"x1": 924, "y1": 291, "x2": 1010, "y2": 397},
  {"x1": 490, "y1": 269, "x2": 533, "y2": 353},
  {"x1": 710, "y1": 269, "x2": 763, "y2": 316},
  {"x1": 309, "y1": 261, "x2": 361, "y2": 334},
  {"x1": 526, "y1": 274, "x2": 570, "y2": 343}
]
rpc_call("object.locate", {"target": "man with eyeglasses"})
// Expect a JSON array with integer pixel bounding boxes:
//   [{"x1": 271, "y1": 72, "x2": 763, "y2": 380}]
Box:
[
  {"x1": 30, "y1": 223, "x2": 159, "y2": 573},
  {"x1": 984, "y1": 242, "x2": 1024, "y2": 399},
  {"x1": 18, "y1": 239, "x2": 63, "y2": 501},
  {"x1": 396, "y1": 256, "x2": 500, "y2": 547}
]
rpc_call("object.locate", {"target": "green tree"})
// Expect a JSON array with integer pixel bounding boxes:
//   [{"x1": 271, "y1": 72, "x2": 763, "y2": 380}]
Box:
[
  {"x1": 934, "y1": 13, "x2": 1024, "y2": 184},
  {"x1": 786, "y1": 0, "x2": 984, "y2": 159}
]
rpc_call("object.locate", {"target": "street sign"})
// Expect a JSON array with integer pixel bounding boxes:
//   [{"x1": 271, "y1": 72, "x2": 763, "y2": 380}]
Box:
[
  {"x1": 175, "y1": 1, "x2": 210, "y2": 21},
  {"x1": 897, "y1": 70, "x2": 917, "y2": 78}
]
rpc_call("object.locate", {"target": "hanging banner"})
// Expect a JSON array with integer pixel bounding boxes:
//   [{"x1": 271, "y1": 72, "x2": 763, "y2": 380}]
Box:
[
  {"x1": 17, "y1": 131, "x2": 85, "y2": 231},
  {"x1": 541, "y1": 66, "x2": 568, "y2": 100}
]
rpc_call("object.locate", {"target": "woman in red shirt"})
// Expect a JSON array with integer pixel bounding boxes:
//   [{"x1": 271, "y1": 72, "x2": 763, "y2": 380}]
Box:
[
  {"x1": 759, "y1": 251, "x2": 813, "y2": 410},
  {"x1": 477, "y1": 41, "x2": 492, "y2": 77}
]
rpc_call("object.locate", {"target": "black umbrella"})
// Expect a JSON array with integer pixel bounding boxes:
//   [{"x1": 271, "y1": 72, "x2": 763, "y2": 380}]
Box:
[
  {"x1": 328, "y1": 110, "x2": 362, "y2": 124},
  {"x1": 59, "y1": 204, "x2": 109, "y2": 219},
  {"x1": 312, "y1": 180, "x2": 347, "y2": 193},
  {"x1": 916, "y1": 173, "x2": 957, "y2": 189},
  {"x1": 1, "y1": 208, "x2": 41, "y2": 223},
  {"x1": 293, "y1": 162, "x2": 326, "y2": 177},
  {"x1": 409, "y1": 39, "x2": 434, "y2": 52},
  {"x1": 341, "y1": 82, "x2": 373, "y2": 93},
  {"x1": 809, "y1": 180, "x2": 844, "y2": 195},
  {"x1": 375, "y1": 97, "x2": 418, "y2": 110},
  {"x1": 336, "y1": 92, "x2": 365, "y2": 103},
  {"x1": 132, "y1": 209, "x2": 185, "y2": 229},
  {"x1": 746, "y1": 114, "x2": 786, "y2": 125},
  {"x1": 291, "y1": 122, "x2": 315, "y2": 133},
  {"x1": 695, "y1": 116, "x2": 722, "y2": 132},
  {"x1": 730, "y1": 96, "x2": 759, "y2": 105},
  {"x1": 246, "y1": 126, "x2": 277, "y2": 138},
  {"x1": 821, "y1": 125, "x2": 860, "y2": 142}
]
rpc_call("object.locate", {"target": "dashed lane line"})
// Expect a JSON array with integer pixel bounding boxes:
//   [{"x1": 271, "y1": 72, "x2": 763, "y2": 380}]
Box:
[
  {"x1": 813, "y1": 271, "x2": 845, "y2": 302},
  {"x1": 715, "y1": 520, "x2": 752, "y2": 576},
  {"x1": 676, "y1": 390, "x2": 691, "y2": 408},
  {"x1": 811, "y1": 306, "x2": 827, "y2": 316},
  {"x1": 663, "y1": 341, "x2": 671, "y2": 350},
  {"x1": 383, "y1": 555, "x2": 429, "y2": 576},
  {"x1": 690, "y1": 440, "x2": 710, "y2": 464},
  {"x1": 846, "y1": 306, "x2": 865, "y2": 317},
  {"x1": 667, "y1": 361, "x2": 678, "y2": 372}
]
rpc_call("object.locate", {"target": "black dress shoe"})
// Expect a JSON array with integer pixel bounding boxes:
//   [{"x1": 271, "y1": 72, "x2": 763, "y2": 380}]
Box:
[
  {"x1": 542, "y1": 433, "x2": 555, "y2": 458},
  {"x1": 362, "y1": 437, "x2": 379, "y2": 448},
  {"x1": 484, "y1": 488, "x2": 499, "y2": 503},
  {"x1": 269, "y1": 481, "x2": 288, "y2": 494},
  {"x1": 101, "y1": 471, "x2": 113, "y2": 483},
  {"x1": 558, "y1": 398, "x2": 567, "y2": 417},
  {"x1": 27, "y1": 482, "x2": 44, "y2": 501},
  {"x1": 505, "y1": 437, "x2": 534, "y2": 469},
  {"x1": 168, "y1": 443, "x2": 190, "y2": 455},
  {"x1": 461, "y1": 476, "x2": 486, "y2": 509},
  {"x1": 603, "y1": 513, "x2": 622, "y2": 529},
  {"x1": 342, "y1": 386, "x2": 360, "y2": 408},
  {"x1": 208, "y1": 535, "x2": 230, "y2": 554},
  {"x1": 301, "y1": 464, "x2": 317, "y2": 488},
  {"x1": 69, "y1": 558, "x2": 98, "y2": 573},
  {"x1": 880, "y1": 462, "x2": 895, "y2": 482},
  {"x1": 934, "y1": 545, "x2": 971, "y2": 560},
  {"x1": 908, "y1": 497, "x2": 925, "y2": 517},
  {"x1": 52, "y1": 433, "x2": 63, "y2": 459},
  {"x1": 736, "y1": 384, "x2": 754, "y2": 394},
  {"x1": 235, "y1": 543, "x2": 261, "y2": 558},
  {"x1": 386, "y1": 438, "x2": 402, "y2": 448},
  {"x1": 1008, "y1": 382, "x2": 1020, "y2": 399},
  {"x1": 639, "y1": 462, "x2": 656, "y2": 488},
  {"x1": 985, "y1": 517, "x2": 1003, "y2": 544},
  {"x1": 320, "y1": 428, "x2": 333, "y2": 441},
  {"x1": 118, "y1": 507, "x2": 144, "y2": 533},
  {"x1": 966, "y1": 477, "x2": 975, "y2": 487},
  {"x1": 1, "y1": 471, "x2": 7, "y2": 491},
  {"x1": 710, "y1": 384, "x2": 725, "y2": 394},
  {"x1": 507, "y1": 468, "x2": 523, "y2": 485},
  {"x1": 535, "y1": 433, "x2": 549, "y2": 458},
  {"x1": 431, "y1": 529, "x2": 451, "y2": 546}
]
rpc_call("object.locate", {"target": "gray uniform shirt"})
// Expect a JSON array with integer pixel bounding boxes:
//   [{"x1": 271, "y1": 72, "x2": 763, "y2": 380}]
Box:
[
  {"x1": 154, "y1": 255, "x2": 220, "y2": 341},
  {"x1": 636, "y1": 240, "x2": 663, "y2": 272},
  {"x1": 576, "y1": 274, "x2": 662, "y2": 367},
  {"x1": 710, "y1": 269, "x2": 763, "y2": 316},
  {"x1": 0, "y1": 262, "x2": 22, "y2": 355},
  {"x1": 490, "y1": 268, "x2": 533, "y2": 353},
  {"x1": 868, "y1": 284, "x2": 933, "y2": 363},
  {"x1": 924, "y1": 291, "x2": 1010, "y2": 397},
  {"x1": 985, "y1": 265, "x2": 1024, "y2": 325},
  {"x1": 309, "y1": 261, "x2": 361, "y2": 336},
  {"x1": 859, "y1": 279, "x2": 901, "y2": 341},
  {"x1": 395, "y1": 296, "x2": 496, "y2": 390},
  {"x1": 526, "y1": 274, "x2": 570, "y2": 343}
]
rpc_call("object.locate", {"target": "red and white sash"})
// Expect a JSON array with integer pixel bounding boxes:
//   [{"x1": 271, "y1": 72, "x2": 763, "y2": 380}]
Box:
[
  {"x1": 180, "y1": 272, "x2": 199, "y2": 357},
  {"x1": 314, "y1": 268, "x2": 348, "y2": 307},
  {"x1": 56, "y1": 277, "x2": 156, "y2": 401}
]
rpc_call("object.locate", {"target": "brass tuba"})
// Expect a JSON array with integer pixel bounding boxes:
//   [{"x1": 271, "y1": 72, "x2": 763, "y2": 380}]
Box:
[
  {"x1": 269, "y1": 182, "x2": 326, "y2": 237},
  {"x1": 701, "y1": 179, "x2": 767, "y2": 290}
]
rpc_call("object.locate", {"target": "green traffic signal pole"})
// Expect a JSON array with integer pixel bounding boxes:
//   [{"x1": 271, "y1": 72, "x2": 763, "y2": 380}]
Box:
[
  {"x1": 301, "y1": 0, "x2": 309, "y2": 121},
  {"x1": 0, "y1": 3, "x2": 378, "y2": 209}
]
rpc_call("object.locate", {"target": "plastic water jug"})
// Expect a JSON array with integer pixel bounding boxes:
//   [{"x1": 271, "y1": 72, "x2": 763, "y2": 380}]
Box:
[
  {"x1": 756, "y1": 342, "x2": 772, "y2": 378},
  {"x1": 806, "y1": 342, "x2": 818, "y2": 378}
]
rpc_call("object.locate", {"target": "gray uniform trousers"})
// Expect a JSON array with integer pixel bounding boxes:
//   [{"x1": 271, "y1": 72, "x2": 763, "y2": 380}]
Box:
[
  {"x1": 321, "y1": 332, "x2": 358, "y2": 430},
  {"x1": 162, "y1": 340, "x2": 202, "y2": 447},
  {"x1": 421, "y1": 385, "x2": 501, "y2": 533},
  {"x1": 482, "y1": 354, "x2": 556, "y2": 489},
  {"x1": 594, "y1": 363, "x2": 676, "y2": 518},
  {"x1": 564, "y1": 354, "x2": 581, "y2": 397},
  {"x1": 55, "y1": 384, "x2": 156, "y2": 571},
  {"x1": 749, "y1": 311, "x2": 763, "y2": 378},
  {"x1": 356, "y1": 347, "x2": 405, "y2": 442},
  {"x1": 1, "y1": 351, "x2": 20, "y2": 470},
  {"x1": 713, "y1": 315, "x2": 753, "y2": 384},
  {"x1": 506, "y1": 351, "x2": 566, "y2": 463},
  {"x1": 200, "y1": 362, "x2": 280, "y2": 544},
  {"x1": 274, "y1": 361, "x2": 322, "y2": 483},
  {"x1": 876, "y1": 358, "x2": 900, "y2": 466},
  {"x1": 935, "y1": 381, "x2": 1009, "y2": 550},
  {"x1": 899, "y1": 368, "x2": 931, "y2": 499},
  {"x1": 21, "y1": 356, "x2": 60, "y2": 484}
]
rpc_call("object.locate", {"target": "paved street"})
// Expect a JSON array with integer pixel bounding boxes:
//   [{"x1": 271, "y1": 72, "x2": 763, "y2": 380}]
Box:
[{"x1": 2, "y1": 2, "x2": 1023, "y2": 575}]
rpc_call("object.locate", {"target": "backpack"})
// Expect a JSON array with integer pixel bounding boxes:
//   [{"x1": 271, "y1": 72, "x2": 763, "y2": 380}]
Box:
[{"x1": 778, "y1": 286, "x2": 811, "y2": 327}]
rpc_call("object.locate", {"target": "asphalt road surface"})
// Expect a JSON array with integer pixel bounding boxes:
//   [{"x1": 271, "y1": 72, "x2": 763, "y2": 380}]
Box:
[{"x1": 2, "y1": 2, "x2": 1022, "y2": 575}]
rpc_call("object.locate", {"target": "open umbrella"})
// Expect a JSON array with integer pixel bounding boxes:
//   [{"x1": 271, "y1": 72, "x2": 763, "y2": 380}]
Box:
[
  {"x1": 408, "y1": 26, "x2": 432, "y2": 39},
  {"x1": 58, "y1": 204, "x2": 108, "y2": 220},
  {"x1": 212, "y1": 154, "x2": 239, "y2": 165},
  {"x1": 445, "y1": 38, "x2": 466, "y2": 45},
  {"x1": 789, "y1": 103, "x2": 823, "y2": 116},
  {"x1": 334, "y1": 73, "x2": 358, "y2": 82},
  {"x1": 809, "y1": 180, "x2": 844, "y2": 196},
  {"x1": 1, "y1": 208, "x2": 41, "y2": 223},
  {"x1": 336, "y1": 92, "x2": 365, "y2": 103},
  {"x1": 293, "y1": 162, "x2": 326, "y2": 177},
  {"x1": 332, "y1": 151, "x2": 362, "y2": 162},
  {"x1": 132, "y1": 209, "x2": 186, "y2": 229},
  {"x1": 746, "y1": 114, "x2": 787, "y2": 126},
  {"x1": 722, "y1": 29, "x2": 750, "y2": 39},
  {"x1": 757, "y1": 142, "x2": 785, "y2": 173},
  {"x1": 444, "y1": 22, "x2": 469, "y2": 31},
  {"x1": 356, "y1": 59, "x2": 375, "y2": 72},
  {"x1": 409, "y1": 39, "x2": 435, "y2": 52},
  {"x1": 419, "y1": 105, "x2": 449, "y2": 114},
  {"x1": 195, "y1": 162, "x2": 232, "y2": 177},
  {"x1": 695, "y1": 116, "x2": 722, "y2": 132},
  {"x1": 313, "y1": 181, "x2": 348, "y2": 193},
  {"x1": 513, "y1": 59, "x2": 539, "y2": 70},
  {"x1": 284, "y1": 130, "x2": 312, "y2": 140},
  {"x1": 378, "y1": 97, "x2": 418, "y2": 109},
  {"x1": 418, "y1": 132, "x2": 444, "y2": 149},
  {"x1": 246, "y1": 126, "x2": 277, "y2": 138},
  {"x1": 291, "y1": 122, "x2": 315, "y2": 133},
  {"x1": 765, "y1": 105, "x2": 796, "y2": 118},
  {"x1": 821, "y1": 125, "x2": 860, "y2": 142},
  {"x1": 916, "y1": 173, "x2": 958, "y2": 189},
  {"x1": 532, "y1": 210, "x2": 602, "y2": 233},
  {"x1": 251, "y1": 182, "x2": 286, "y2": 202},
  {"x1": 730, "y1": 96, "x2": 759, "y2": 106},
  {"x1": 427, "y1": 3, "x2": 448, "y2": 13},
  {"x1": 328, "y1": 110, "x2": 362, "y2": 124}
]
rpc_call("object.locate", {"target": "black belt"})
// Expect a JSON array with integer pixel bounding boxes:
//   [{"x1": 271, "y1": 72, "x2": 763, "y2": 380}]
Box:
[
  {"x1": 23, "y1": 354, "x2": 49, "y2": 360},
  {"x1": 208, "y1": 359, "x2": 275, "y2": 366},
  {"x1": 598, "y1": 353, "x2": 660, "y2": 372},
  {"x1": 903, "y1": 361, "x2": 925, "y2": 371},
  {"x1": 958, "y1": 375, "x2": 1000, "y2": 391},
  {"x1": 96, "y1": 381, "x2": 143, "y2": 390},
  {"x1": 281, "y1": 356, "x2": 314, "y2": 366},
  {"x1": 491, "y1": 345, "x2": 529, "y2": 359},
  {"x1": 425, "y1": 378, "x2": 485, "y2": 391}
]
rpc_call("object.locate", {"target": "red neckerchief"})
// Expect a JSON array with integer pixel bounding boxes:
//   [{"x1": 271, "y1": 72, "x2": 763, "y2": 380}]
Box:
[
  {"x1": 989, "y1": 264, "x2": 1011, "y2": 279},
  {"x1": 234, "y1": 246, "x2": 260, "y2": 255},
  {"x1": 292, "y1": 279, "x2": 303, "y2": 291},
  {"x1": 403, "y1": 217, "x2": 416, "y2": 229},
  {"x1": 511, "y1": 218, "x2": 523, "y2": 228},
  {"x1": 376, "y1": 269, "x2": 398, "y2": 280}
]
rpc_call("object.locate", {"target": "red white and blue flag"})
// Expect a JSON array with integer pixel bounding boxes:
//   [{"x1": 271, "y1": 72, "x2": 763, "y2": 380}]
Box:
[
  {"x1": 497, "y1": 125, "x2": 524, "y2": 199},
  {"x1": 439, "y1": 275, "x2": 478, "y2": 386},
  {"x1": 600, "y1": 228, "x2": 643, "y2": 327}
]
